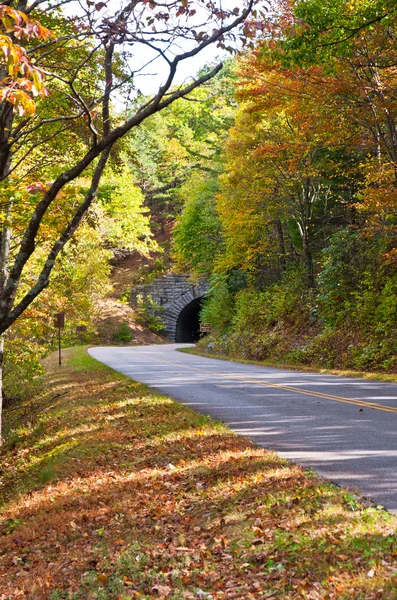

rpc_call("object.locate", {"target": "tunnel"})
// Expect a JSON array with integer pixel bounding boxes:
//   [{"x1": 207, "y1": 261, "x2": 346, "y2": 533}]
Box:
[{"x1": 175, "y1": 297, "x2": 203, "y2": 343}]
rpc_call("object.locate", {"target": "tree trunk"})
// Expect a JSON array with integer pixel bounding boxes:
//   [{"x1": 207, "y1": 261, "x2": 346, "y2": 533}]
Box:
[
  {"x1": 302, "y1": 228, "x2": 315, "y2": 288},
  {"x1": 0, "y1": 200, "x2": 13, "y2": 445},
  {"x1": 275, "y1": 218, "x2": 286, "y2": 275},
  {"x1": 0, "y1": 335, "x2": 4, "y2": 446}
]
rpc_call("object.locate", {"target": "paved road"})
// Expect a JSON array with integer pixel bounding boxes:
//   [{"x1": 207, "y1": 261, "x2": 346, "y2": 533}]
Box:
[{"x1": 89, "y1": 344, "x2": 397, "y2": 512}]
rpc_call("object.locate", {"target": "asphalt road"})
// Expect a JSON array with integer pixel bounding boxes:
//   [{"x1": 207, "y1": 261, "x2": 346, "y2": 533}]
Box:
[{"x1": 89, "y1": 344, "x2": 397, "y2": 512}]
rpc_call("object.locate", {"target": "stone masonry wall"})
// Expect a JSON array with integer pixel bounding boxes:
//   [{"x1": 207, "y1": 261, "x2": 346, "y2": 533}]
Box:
[{"x1": 132, "y1": 274, "x2": 209, "y2": 341}]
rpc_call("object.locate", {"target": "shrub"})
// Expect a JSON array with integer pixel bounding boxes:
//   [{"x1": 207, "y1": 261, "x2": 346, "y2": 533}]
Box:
[
  {"x1": 318, "y1": 229, "x2": 385, "y2": 328},
  {"x1": 3, "y1": 338, "x2": 45, "y2": 404},
  {"x1": 135, "y1": 295, "x2": 165, "y2": 333},
  {"x1": 113, "y1": 322, "x2": 133, "y2": 342},
  {"x1": 269, "y1": 267, "x2": 314, "y2": 329},
  {"x1": 200, "y1": 275, "x2": 238, "y2": 332}
]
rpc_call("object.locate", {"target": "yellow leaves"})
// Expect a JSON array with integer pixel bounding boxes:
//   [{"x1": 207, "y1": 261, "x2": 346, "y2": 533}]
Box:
[
  {"x1": 0, "y1": 6, "x2": 25, "y2": 27},
  {"x1": 0, "y1": 6, "x2": 53, "y2": 115},
  {"x1": 0, "y1": 87, "x2": 36, "y2": 115}
]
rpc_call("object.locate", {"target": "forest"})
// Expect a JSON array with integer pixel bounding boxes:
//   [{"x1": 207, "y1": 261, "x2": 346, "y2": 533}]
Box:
[
  {"x1": 174, "y1": 0, "x2": 397, "y2": 374},
  {"x1": 2, "y1": 0, "x2": 397, "y2": 413},
  {"x1": 0, "y1": 0, "x2": 397, "y2": 406},
  {"x1": 3, "y1": 1, "x2": 397, "y2": 598}
]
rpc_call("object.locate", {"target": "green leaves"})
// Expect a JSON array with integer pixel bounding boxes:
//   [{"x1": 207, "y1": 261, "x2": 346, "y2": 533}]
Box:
[
  {"x1": 173, "y1": 174, "x2": 223, "y2": 277},
  {"x1": 96, "y1": 169, "x2": 157, "y2": 255},
  {"x1": 279, "y1": 0, "x2": 397, "y2": 67}
]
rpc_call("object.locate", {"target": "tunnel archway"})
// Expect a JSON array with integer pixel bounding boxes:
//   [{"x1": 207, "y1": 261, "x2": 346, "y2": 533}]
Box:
[{"x1": 175, "y1": 297, "x2": 203, "y2": 343}]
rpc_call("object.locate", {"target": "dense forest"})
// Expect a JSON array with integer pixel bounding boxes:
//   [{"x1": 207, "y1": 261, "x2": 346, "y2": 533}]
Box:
[
  {"x1": 2, "y1": 0, "x2": 397, "y2": 408},
  {"x1": 173, "y1": 0, "x2": 397, "y2": 374}
]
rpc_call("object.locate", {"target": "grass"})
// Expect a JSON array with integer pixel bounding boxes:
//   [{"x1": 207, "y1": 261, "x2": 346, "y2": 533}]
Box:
[
  {"x1": 179, "y1": 345, "x2": 397, "y2": 384},
  {"x1": 1, "y1": 347, "x2": 397, "y2": 599}
]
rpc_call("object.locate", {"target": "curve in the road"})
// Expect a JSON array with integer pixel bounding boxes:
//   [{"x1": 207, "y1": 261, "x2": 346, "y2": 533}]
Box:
[{"x1": 88, "y1": 344, "x2": 397, "y2": 512}]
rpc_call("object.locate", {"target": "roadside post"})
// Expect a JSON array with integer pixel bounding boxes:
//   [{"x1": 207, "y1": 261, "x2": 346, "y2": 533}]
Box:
[{"x1": 54, "y1": 312, "x2": 65, "y2": 366}]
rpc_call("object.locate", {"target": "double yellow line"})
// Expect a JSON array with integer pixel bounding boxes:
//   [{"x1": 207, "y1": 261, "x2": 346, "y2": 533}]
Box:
[{"x1": 138, "y1": 352, "x2": 397, "y2": 415}]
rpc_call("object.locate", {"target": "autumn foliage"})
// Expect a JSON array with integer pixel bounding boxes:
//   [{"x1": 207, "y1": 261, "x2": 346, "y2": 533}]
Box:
[
  {"x1": 172, "y1": 0, "x2": 397, "y2": 372},
  {"x1": 0, "y1": 5, "x2": 51, "y2": 114}
]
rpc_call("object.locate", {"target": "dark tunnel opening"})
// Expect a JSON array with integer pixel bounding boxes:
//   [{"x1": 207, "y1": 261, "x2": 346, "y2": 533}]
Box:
[{"x1": 176, "y1": 298, "x2": 203, "y2": 343}]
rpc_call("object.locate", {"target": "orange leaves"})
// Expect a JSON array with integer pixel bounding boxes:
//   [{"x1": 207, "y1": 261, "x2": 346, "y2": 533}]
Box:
[
  {"x1": 2, "y1": 346, "x2": 397, "y2": 598},
  {"x1": 355, "y1": 159, "x2": 397, "y2": 235},
  {"x1": 0, "y1": 87, "x2": 35, "y2": 116},
  {"x1": 0, "y1": 6, "x2": 51, "y2": 40},
  {"x1": 215, "y1": 44, "x2": 361, "y2": 284},
  {"x1": 0, "y1": 5, "x2": 53, "y2": 115}
]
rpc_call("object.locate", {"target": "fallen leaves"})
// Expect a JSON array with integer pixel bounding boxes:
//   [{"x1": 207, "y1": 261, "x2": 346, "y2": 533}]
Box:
[
  {"x1": 1, "y1": 348, "x2": 397, "y2": 599},
  {"x1": 152, "y1": 584, "x2": 172, "y2": 597}
]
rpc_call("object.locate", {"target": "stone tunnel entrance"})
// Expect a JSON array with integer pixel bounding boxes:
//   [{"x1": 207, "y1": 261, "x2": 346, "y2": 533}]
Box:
[
  {"x1": 132, "y1": 274, "x2": 209, "y2": 341},
  {"x1": 176, "y1": 298, "x2": 203, "y2": 343}
]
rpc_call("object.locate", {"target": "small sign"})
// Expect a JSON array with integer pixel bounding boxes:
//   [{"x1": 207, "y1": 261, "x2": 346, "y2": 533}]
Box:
[
  {"x1": 53, "y1": 312, "x2": 65, "y2": 366},
  {"x1": 200, "y1": 324, "x2": 212, "y2": 333},
  {"x1": 54, "y1": 312, "x2": 65, "y2": 328},
  {"x1": 76, "y1": 325, "x2": 87, "y2": 333}
]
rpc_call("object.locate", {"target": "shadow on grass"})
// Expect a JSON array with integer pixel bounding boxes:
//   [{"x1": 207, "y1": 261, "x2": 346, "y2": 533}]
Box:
[{"x1": 1, "y1": 348, "x2": 397, "y2": 600}]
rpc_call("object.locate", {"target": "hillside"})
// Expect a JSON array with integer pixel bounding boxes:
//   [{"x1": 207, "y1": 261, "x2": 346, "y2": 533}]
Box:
[{"x1": 93, "y1": 252, "x2": 167, "y2": 347}]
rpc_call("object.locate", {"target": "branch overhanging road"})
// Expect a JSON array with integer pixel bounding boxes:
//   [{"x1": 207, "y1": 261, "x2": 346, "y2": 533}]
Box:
[{"x1": 89, "y1": 344, "x2": 397, "y2": 512}]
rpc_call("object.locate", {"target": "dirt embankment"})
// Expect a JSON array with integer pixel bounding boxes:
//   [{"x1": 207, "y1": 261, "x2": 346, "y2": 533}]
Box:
[{"x1": 94, "y1": 251, "x2": 166, "y2": 346}]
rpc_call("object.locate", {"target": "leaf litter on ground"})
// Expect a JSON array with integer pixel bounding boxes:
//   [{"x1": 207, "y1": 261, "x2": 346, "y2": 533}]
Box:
[{"x1": 0, "y1": 347, "x2": 397, "y2": 599}]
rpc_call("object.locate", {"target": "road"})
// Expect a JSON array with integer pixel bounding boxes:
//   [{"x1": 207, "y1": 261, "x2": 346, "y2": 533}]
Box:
[{"x1": 89, "y1": 344, "x2": 397, "y2": 512}]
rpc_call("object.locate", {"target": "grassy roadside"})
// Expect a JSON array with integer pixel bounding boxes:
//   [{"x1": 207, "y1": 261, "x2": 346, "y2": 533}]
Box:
[
  {"x1": 178, "y1": 346, "x2": 397, "y2": 384},
  {"x1": 1, "y1": 349, "x2": 397, "y2": 599}
]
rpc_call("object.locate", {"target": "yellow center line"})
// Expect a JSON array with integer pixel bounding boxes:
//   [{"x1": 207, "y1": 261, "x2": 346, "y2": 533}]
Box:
[{"x1": 132, "y1": 351, "x2": 397, "y2": 415}]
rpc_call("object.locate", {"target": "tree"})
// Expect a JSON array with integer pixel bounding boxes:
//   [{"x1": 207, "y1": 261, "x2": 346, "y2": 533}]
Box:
[
  {"x1": 127, "y1": 59, "x2": 238, "y2": 231},
  {"x1": 277, "y1": 1, "x2": 397, "y2": 253},
  {"x1": 0, "y1": 0, "x2": 264, "y2": 442},
  {"x1": 3, "y1": 223, "x2": 113, "y2": 402},
  {"x1": 3, "y1": 163, "x2": 156, "y2": 404},
  {"x1": 173, "y1": 173, "x2": 223, "y2": 276},
  {"x1": 216, "y1": 48, "x2": 358, "y2": 288},
  {"x1": 165, "y1": 60, "x2": 238, "y2": 274},
  {"x1": 276, "y1": 0, "x2": 397, "y2": 65},
  {"x1": 95, "y1": 167, "x2": 157, "y2": 255}
]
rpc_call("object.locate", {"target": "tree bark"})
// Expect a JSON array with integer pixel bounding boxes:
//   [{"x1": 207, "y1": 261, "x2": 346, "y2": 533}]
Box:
[
  {"x1": 0, "y1": 335, "x2": 4, "y2": 446},
  {"x1": 302, "y1": 227, "x2": 315, "y2": 288},
  {"x1": 275, "y1": 218, "x2": 286, "y2": 276},
  {"x1": 0, "y1": 198, "x2": 13, "y2": 447}
]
